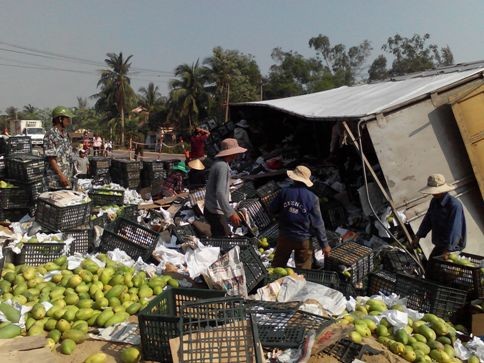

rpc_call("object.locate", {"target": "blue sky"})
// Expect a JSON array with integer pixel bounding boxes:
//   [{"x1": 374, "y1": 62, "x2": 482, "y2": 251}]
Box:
[{"x1": 0, "y1": 0, "x2": 483, "y2": 111}]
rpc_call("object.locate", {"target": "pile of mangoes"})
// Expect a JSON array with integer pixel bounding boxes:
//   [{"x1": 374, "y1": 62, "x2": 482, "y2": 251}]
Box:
[
  {"x1": 0, "y1": 254, "x2": 179, "y2": 356},
  {"x1": 341, "y1": 298, "x2": 479, "y2": 363}
]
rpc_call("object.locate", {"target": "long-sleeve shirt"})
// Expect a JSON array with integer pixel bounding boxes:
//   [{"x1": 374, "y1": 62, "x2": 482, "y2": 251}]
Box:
[
  {"x1": 204, "y1": 159, "x2": 234, "y2": 216},
  {"x1": 270, "y1": 184, "x2": 329, "y2": 248},
  {"x1": 161, "y1": 171, "x2": 185, "y2": 196},
  {"x1": 416, "y1": 193, "x2": 466, "y2": 251}
]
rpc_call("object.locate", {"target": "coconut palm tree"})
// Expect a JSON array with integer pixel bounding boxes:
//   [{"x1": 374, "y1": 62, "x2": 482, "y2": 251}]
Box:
[
  {"x1": 93, "y1": 52, "x2": 135, "y2": 145},
  {"x1": 168, "y1": 60, "x2": 208, "y2": 132},
  {"x1": 138, "y1": 82, "x2": 165, "y2": 113}
]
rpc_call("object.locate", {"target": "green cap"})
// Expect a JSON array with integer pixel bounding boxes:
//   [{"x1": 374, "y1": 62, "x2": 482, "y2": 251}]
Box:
[
  {"x1": 52, "y1": 106, "x2": 75, "y2": 119},
  {"x1": 172, "y1": 161, "x2": 189, "y2": 174}
]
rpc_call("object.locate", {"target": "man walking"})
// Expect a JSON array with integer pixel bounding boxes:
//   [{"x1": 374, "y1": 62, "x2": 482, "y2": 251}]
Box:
[
  {"x1": 270, "y1": 165, "x2": 331, "y2": 269},
  {"x1": 412, "y1": 174, "x2": 466, "y2": 260},
  {"x1": 204, "y1": 138, "x2": 246, "y2": 237}
]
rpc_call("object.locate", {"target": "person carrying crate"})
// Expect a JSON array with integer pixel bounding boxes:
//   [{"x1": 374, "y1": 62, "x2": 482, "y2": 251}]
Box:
[
  {"x1": 270, "y1": 165, "x2": 331, "y2": 269},
  {"x1": 43, "y1": 106, "x2": 74, "y2": 190},
  {"x1": 412, "y1": 174, "x2": 466, "y2": 261},
  {"x1": 204, "y1": 138, "x2": 247, "y2": 237}
]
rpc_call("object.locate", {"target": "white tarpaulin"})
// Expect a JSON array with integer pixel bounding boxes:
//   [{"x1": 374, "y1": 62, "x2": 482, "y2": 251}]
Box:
[{"x1": 239, "y1": 67, "x2": 484, "y2": 119}]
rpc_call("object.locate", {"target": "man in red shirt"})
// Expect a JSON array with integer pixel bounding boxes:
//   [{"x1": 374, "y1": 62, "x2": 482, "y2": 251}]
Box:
[{"x1": 189, "y1": 127, "x2": 210, "y2": 159}]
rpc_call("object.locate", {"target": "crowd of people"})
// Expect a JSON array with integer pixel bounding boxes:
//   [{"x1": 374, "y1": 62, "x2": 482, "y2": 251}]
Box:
[{"x1": 41, "y1": 106, "x2": 467, "y2": 269}]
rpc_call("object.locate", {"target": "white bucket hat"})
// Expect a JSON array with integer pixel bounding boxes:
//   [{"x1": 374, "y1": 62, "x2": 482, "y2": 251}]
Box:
[
  {"x1": 287, "y1": 165, "x2": 313, "y2": 187},
  {"x1": 419, "y1": 174, "x2": 455, "y2": 194}
]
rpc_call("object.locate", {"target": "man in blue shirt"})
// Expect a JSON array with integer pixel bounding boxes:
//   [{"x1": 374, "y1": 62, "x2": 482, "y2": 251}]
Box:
[
  {"x1": 412, "y1": 174, "x2": 466, "y2": 260},
  {"x1": 270, "y1": 165, "x2": 331, "y2": 269}
]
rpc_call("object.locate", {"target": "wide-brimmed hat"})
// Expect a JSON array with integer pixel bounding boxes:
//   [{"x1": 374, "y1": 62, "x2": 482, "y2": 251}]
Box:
[
  {"x1": 172, "y1": 161, "x2": 189, "y2": 173},
  {"x1": 236, "y1": 119, "x2": 250, "y2": 128},
  {"x1": 287, "y1": 165, "x2": 313, "y2": 187},
  {"x1": 419, "y1": 174, "x2": 455, "y2": 194},
  {"x1": 215, "y1": 138, "x2": 247, "y2": 157},
  {"x1": 188, "y1": 159, "x2": 205, "y2": 171}
]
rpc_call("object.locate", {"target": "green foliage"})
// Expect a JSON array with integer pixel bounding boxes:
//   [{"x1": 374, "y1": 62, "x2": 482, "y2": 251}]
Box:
[
  {"x1": 309, "y1": 34, "x2": 372, "y2": 85},
  {"x1": 369, "y1": 33, "x2": 455, "y2": 80},
  {"x1": 203, "y1": 47, "x2": 262, "y2": 121},
  {"x1": 168, "y1": 59, "x2": 208, "y2": 132},
  {"x1": 92, "y1": 52, "x2": 136, "y2": 144}
]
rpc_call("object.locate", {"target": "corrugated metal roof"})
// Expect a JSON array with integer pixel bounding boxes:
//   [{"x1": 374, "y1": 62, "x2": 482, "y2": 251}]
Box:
[{"x1": 238, "y1": 66, "x2": 484, "y2": 120}]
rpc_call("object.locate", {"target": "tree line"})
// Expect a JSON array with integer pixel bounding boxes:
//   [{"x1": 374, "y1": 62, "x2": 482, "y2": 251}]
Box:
[{"x1": 0, "y1": 33, "x2": 454, "y2": 145}]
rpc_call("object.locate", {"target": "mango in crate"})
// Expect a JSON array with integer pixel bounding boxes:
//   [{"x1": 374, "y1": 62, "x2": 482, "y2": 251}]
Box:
[{"x1": 258, "y1": 237, "x2": 269, "y2": 249}]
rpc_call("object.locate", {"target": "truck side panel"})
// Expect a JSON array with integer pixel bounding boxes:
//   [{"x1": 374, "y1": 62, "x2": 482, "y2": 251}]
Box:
[{"x1": 451, "y1": 84, "x2": 484, "y2": 199}]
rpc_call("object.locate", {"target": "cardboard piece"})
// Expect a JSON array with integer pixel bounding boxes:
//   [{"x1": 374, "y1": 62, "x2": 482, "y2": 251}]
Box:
[
  {"x1": 311, "y1": 323, "x2": 353, "y2": 355},
  {"x1": 472, "y1": 313, "x2": 484, "y2": 337}
]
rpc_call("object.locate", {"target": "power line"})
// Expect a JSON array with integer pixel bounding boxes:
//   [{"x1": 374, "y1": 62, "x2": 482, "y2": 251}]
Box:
[{"x1": 0, "y1": 40, "x2": 174, "y2": 75}]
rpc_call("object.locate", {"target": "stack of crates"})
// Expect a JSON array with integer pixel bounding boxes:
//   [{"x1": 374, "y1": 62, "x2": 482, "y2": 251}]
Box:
[
  {"x1": 110, "y1": 159, "x2": 140, "y2": 189},
  {"x1": 141, "y1": 160, "x2": 165, "y2": 188},
  {"x1": 0, "y1": 138, "x2": 43, "y2": 221},
  {"x1": 34, "y1": 191, "x2": 92, "y2": 256},
  {"x1": 89, "y1": 157, "x2": 111, "y2": 178}
]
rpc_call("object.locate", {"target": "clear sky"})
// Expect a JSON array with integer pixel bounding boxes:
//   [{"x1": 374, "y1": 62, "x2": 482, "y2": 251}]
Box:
[{"x1": 0, "y1": 0, "x2": 483, "y2": 111}]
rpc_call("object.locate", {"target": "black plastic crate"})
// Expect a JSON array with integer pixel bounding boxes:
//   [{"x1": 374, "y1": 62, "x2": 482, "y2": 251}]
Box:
[
  {"x1": 256, "y1": 180, "x2": 280, "y2": 198},
  {"x1": 26, "y1": 180, "x2": 46, "y2": 201},
  {"x1": 14, "y1": 242, "x2": 70, "y2": 266},
  {"x1": 0, "y1": 158, "x2": 5, "y2": 178},
  {"x1": 394, "y1": 273, "x2": 468, "y2": 320},
  {"x1": 89, "y1": 157, "x2": 111, "y2": 176},
  {"x1": 0, "y1": 136, "x2": 32, "y2": 156},
  {"x1": 143, "y1": 160, "x2": 164, "y2": 172},
  {"x1": 138, "y1": 287, "x2": 226, "y2": 363},
  {"x1": 367, "y1": 271, "x2": 396, "y2": 296},
  {"x1": 111, "y1": 175, "x2": 139, "y2": 189},
  {"x1": 5, "y1": 154, "x2": 44, "y2": 182},
  {"x1": 260, "y1": 190, "x2": 280, "y2": 214},
  {"x1": 63, "y1": 227, "x2": 91, "y2": 254},
  {"x1": 99, "y1": 217, "x2": 159, "y2": 261},
  {"x1": 293, "y1": 268, "x2": 341, "y2": 290},
  {"x1": 325, "y1": 241, "x2": 374, "y2": 285},
  {"x1": 172, "y1": 224, "x2": 197, "y2": 243},
  {"x1": 110, "y1": 159, "x2": 140, "y2": 173},
  {"x1": 428, "y1": 253, "x2": 483, "y2": 299},
  {"x1": 35, "y1": 197, "x2": 91, "y2": 231},
  {"x1": 238, "y1": 245, "x2": 268, "y2": 293},
  {"x1": 323, "y1": 338, "x2": 380, "y2": 363},
  {"x1": 121, "y1": 204, "x2": 138, "y2": 220},
  {"x1": 237, "y1": 198, "x2": 273, "y2": 235},
  {"x1": 99, "y1": 229, "x2": 153, "y2": 261},
  {"x1": 259, "y1": 223, "x2": 279, "y2": 244},
  {"x1": 200, "y1": 237, "x2": 257, "y2": 251},
  {"x1": 89, "y1": 189, "x2": 124, "y2": 206},
  {"x1": 383, "y1": 249, "x2": 419, "y2": 275},
  {"x1": 0, "y1": 208, "x2": 30, "y2": 222},
  {"x1": 178, "y1": 297, "x2": 262, "y2": 363},
  {"x1": 231, "y1": 182, "x2": 257, "y2": 202},
  {"x1": 320, "y1": 199, "x2": 347, "y2": 230},
  {"x1": 252, "y1": 310, "x2": 305, "y2": 348},
  {"x1": 0, "y1": 184, "x2": 30, "y2": 209}
]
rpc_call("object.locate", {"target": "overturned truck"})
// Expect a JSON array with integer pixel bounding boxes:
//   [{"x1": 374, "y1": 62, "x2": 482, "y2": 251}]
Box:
[{"x1": 232, "y1": 61, "x2": 484, "y2": 256}]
